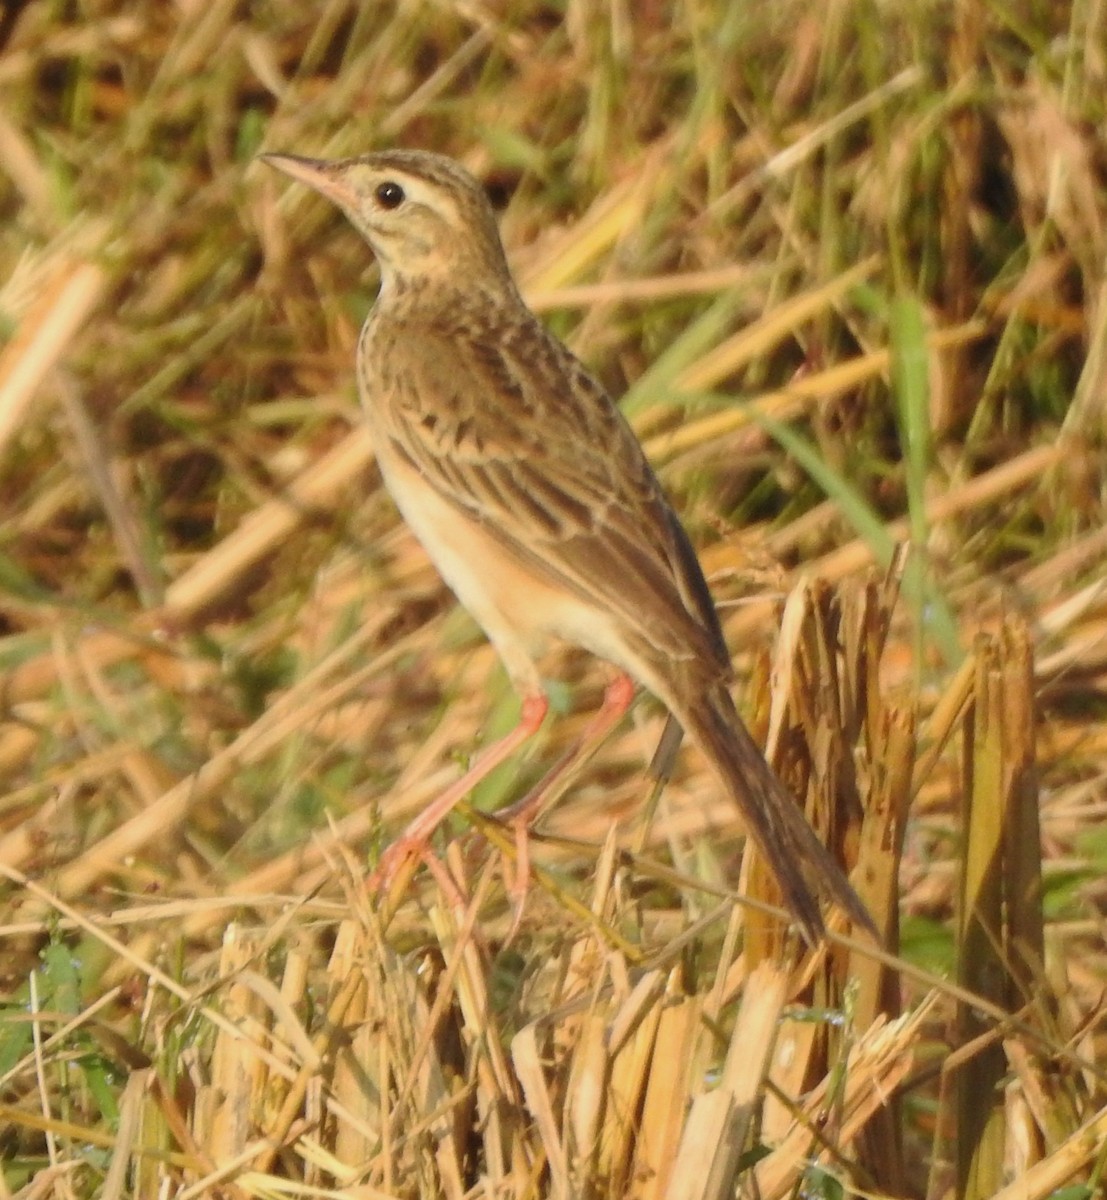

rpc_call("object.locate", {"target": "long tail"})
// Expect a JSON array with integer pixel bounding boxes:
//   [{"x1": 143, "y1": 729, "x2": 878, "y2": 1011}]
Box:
[{"x1": 671, "y1": 680, "x2": 877, "y2": 946}]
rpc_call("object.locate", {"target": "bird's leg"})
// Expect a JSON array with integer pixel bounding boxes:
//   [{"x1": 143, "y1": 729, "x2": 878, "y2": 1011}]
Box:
[
  {"x1": 499, "y1": 672, "x2": 636, "y2": 925},
  {"x1": 369, "y1": 693, "x2": 549, "y2": 895}
]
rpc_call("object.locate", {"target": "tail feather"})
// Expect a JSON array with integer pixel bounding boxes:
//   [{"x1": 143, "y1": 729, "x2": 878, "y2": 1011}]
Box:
[{"x1": 672, "y1": 680, "x2": 877, "y2": 946}]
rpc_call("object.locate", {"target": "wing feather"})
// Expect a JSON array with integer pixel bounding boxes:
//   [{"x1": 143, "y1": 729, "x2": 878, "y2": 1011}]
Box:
[{"x1": 372, "y1": 306, "x2": 731, "y2": 675}]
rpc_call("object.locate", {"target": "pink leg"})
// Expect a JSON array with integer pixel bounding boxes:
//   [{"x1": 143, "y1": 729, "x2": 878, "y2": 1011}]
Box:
[
  {"x1": 501, "y1": 673, "x2": 636, "y2": 928},
  {"x1": 369, "y1": 693, "x2": 548, "y2": 895}
]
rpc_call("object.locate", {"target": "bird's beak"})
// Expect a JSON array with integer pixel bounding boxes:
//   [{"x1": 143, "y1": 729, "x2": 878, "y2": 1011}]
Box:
[{"x1": 259, "y1": 152, "x2": 357, "y2": 210}]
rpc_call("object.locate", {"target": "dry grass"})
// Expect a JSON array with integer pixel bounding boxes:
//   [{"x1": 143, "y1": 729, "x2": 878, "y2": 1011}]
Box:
[{"x1": 2, "y1": 2, "x2": 1106, "y2": 1197}]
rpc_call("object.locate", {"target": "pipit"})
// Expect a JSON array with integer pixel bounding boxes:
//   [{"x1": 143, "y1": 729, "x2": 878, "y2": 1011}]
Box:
[{"x1": 261, "y1": 148, "x2": 875, "y2": 944}]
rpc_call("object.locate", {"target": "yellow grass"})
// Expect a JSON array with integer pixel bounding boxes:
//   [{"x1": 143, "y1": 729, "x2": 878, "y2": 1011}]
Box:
[{"x1": 1, "y1": 2, "x2": 1106, "y2": 1197}]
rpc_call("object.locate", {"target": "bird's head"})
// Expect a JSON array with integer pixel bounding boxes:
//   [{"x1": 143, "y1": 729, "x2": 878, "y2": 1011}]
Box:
[{"x1": 261, "y1": 149, "x2": 512, "y2": 296}]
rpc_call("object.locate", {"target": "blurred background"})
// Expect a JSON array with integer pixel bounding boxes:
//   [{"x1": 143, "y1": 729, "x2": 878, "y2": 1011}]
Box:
[{"x1": 1, "y1": 1, "x2": 1105, "y2": 1196}]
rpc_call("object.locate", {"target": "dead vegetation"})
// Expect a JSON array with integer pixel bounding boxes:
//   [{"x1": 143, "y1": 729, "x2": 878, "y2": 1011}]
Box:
[{"x1": 1, "y1": 2, "x2": 1106, "y2": 1197}]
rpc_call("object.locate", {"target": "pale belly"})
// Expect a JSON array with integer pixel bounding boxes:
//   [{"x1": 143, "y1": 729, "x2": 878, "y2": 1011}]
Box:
[{"x1": 376, "y1": 447, "x2": 633, "y2": 696}]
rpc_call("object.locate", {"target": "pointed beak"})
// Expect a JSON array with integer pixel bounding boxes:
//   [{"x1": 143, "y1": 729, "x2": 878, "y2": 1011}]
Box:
[{"x1": 259, "y1": 152, "x2": 357, "y2": 209}]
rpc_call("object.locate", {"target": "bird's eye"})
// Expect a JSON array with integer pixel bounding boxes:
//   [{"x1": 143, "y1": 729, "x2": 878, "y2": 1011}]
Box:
[{"x1": 375, "y1": 181, "x2": 405, "y2": 209}]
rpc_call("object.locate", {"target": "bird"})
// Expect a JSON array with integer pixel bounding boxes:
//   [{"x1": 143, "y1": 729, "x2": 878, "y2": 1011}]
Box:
[{"x1": 260, "y1": 147, "x2": 875, "y2": 944}]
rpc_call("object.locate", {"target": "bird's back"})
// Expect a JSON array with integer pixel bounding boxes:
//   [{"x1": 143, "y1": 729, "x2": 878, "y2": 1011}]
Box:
[{"x1": 360, "y1": 287, "x2": 732, "y2": 687}]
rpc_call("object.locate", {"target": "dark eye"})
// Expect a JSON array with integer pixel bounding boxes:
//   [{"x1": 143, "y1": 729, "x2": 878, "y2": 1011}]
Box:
[{"x1": 375, "y1": 181, "x2": 405, "y2": 209}]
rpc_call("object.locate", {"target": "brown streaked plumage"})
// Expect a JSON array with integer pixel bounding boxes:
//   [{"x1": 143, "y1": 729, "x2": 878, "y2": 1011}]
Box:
[{"x1": 261, "y1": 147, "x2": 875, "y2": 944}]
